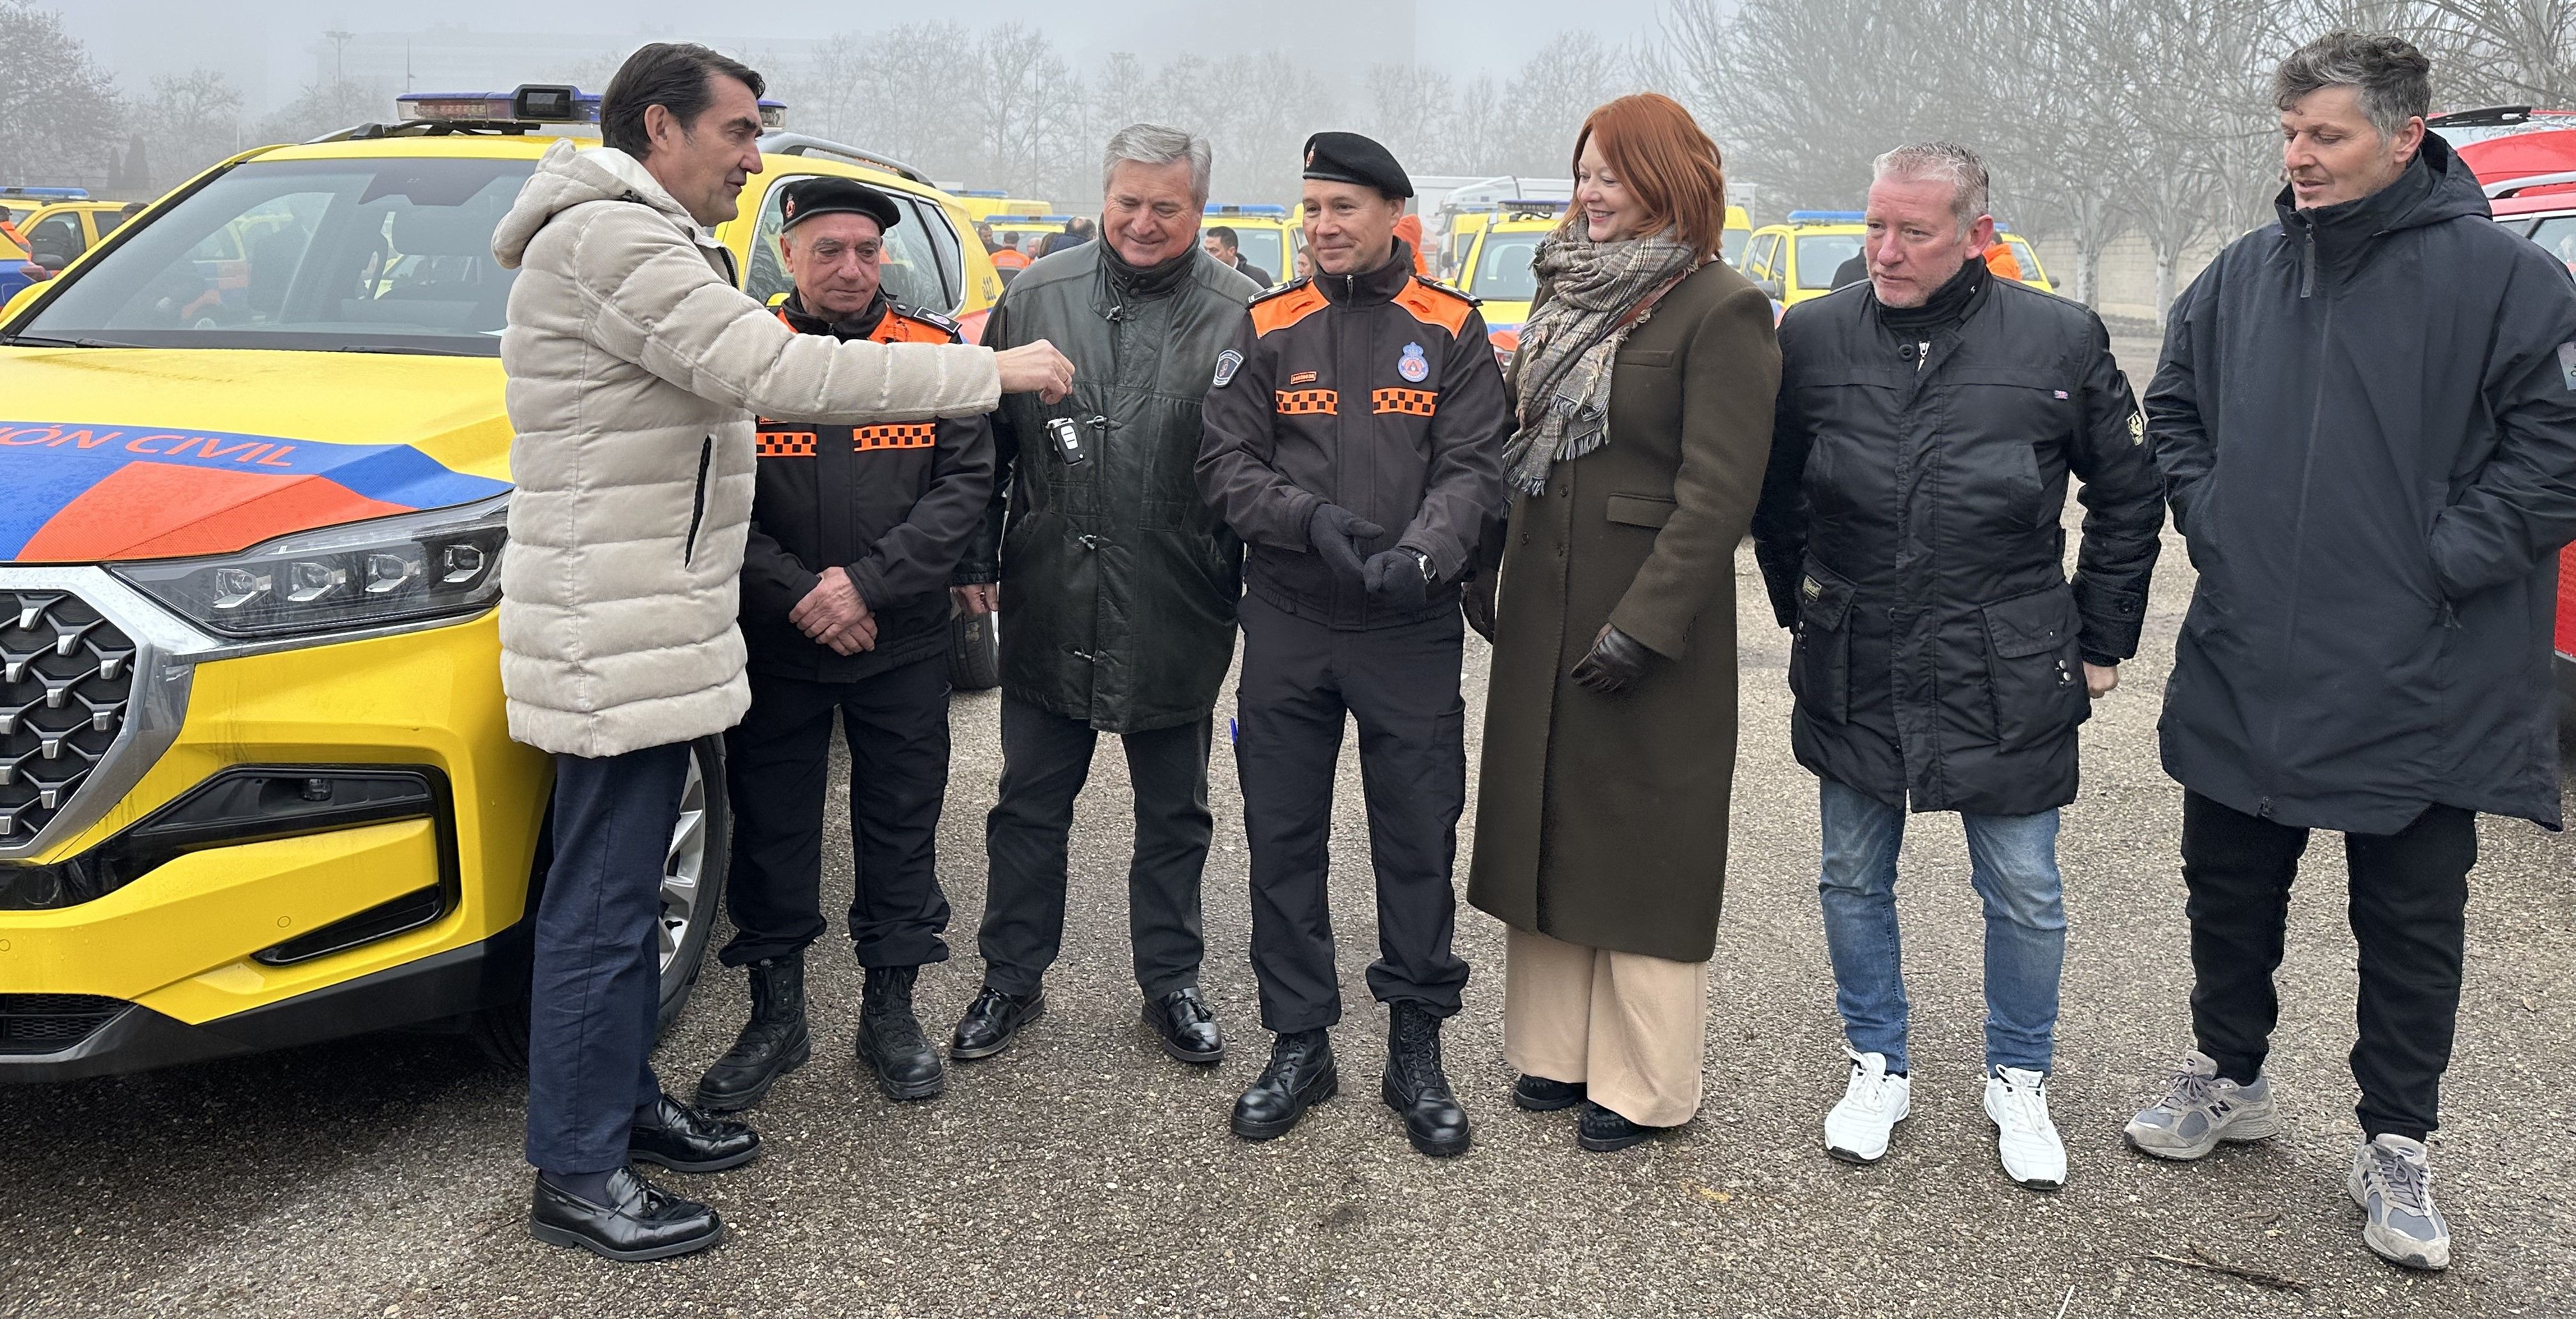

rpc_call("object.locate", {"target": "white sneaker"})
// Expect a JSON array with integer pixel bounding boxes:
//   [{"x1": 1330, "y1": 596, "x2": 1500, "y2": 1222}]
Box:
[
  {"x1": 1822, "y1": 1048, "x2": 1910, "y2": 1164},
  {"x1": 1983, "y1": 1065, "x2": 2067, "y2": 1191},
  {"x1": 2123, "y1": 1050, "x2": 2278, "y2": 1161},
  {"x1": 2349, "y1": 1134, "x2": 2451, "y2": 1271}
]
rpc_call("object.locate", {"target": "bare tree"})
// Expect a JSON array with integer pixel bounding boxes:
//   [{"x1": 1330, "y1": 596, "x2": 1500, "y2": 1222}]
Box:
[
  {"x1": 0, "y1": 0, "x2": 124, "y2": 188},
  {"x1": 139, "y1": 68, "x2": 246, "y2": 189},
  {"x1": 256, "y1": 76, "x2": 390, "y2": 145}
]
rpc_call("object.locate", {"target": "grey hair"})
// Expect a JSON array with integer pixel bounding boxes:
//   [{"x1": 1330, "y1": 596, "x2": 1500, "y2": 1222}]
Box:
[
  {"x1": 1101, "y1": 123, "x2": 1213, "y2": 207},
  {"x1": 1871, "y1": 142, "x2": 1990, "y2": 233},
  {"x1": 2273, "y1": 31, "x2": 2432, "y2": 140}
]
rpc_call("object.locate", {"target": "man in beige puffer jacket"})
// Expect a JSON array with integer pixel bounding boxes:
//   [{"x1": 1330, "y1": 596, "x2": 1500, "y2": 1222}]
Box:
[{"x1": 490, "y1": 43, "x2": 1071, "y2": 1263}]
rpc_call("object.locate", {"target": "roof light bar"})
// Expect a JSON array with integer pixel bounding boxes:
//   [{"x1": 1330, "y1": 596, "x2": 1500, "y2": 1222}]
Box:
[
  {"x1": 394, "y1": 84, "x2": 786, "y2": 129},
  {"x1": 1786, "y1": 210, "x2": 1866, "y2": 224}
]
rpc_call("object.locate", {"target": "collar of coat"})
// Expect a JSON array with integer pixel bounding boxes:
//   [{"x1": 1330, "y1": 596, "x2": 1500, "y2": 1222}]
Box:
[
  {"x1": 2270, "y1": 132, "x2": 2487, "y2": 263},
  {"x1": 1313, "y1": 240, "x2": 1416, "y2": 307},
  {"x1": 777, "y1": 289, "x2": 889, "y2": 340}
]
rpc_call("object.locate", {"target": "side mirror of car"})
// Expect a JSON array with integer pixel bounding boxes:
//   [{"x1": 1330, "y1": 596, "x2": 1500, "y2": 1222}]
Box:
[{"x1": 31, "y1": 252, "x2": 67, "y2": 273}]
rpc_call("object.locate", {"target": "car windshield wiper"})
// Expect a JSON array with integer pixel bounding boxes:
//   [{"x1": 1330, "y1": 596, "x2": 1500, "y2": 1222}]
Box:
[
  {"x1": 331, "y1": 344, "x2": 470, "y2": 356},
  {"x1": 0, "y1": 333, "x2": 119, "y2": 348}
]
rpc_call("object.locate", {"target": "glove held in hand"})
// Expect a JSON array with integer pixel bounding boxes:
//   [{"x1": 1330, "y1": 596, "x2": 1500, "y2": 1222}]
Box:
[
  {"x1": 1307, "y1": 503, "x2": 1384, "y2": 586},
  {"x1": 1570, "y1": 625, "x2": 1657, "y2": 696}
]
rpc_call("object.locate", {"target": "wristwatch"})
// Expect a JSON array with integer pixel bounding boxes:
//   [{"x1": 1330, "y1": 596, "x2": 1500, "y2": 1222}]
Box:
[{"x1": 1406, "y1": 549, "x2": 1434, "y2": 582}]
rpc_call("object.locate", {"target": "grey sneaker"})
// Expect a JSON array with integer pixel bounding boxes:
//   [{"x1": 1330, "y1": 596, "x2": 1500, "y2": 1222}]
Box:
[
  {"x1": 2122, "y1": 1050, "x2": 2278, "y2": 1160},
  {"x1": 2348, "y1": 1134, "x2": 2451, "y2": 1270}
]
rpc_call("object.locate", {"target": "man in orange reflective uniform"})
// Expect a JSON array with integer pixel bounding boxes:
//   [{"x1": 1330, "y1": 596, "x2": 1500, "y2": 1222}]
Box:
[{"x1": 694, "y1": 177, "x2": 996, "y2": 1114}]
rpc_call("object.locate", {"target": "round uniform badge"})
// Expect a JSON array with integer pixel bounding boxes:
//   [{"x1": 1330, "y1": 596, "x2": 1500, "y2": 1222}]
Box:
[{"x1": 1397, "y1": 342, "x2": 1429, "y2": 383}]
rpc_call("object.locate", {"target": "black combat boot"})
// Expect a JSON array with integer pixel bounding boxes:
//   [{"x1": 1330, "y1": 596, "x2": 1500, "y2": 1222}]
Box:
[
  {"x1": 1383, "y1": 1000, "x2": 1472, "y2": 1157},
  {"x1": 856, "y1": 964, "x2": 945, "y2": 1101},
  {"x1": 1232, "y1": 1028, "x2": 1337, "y2": 1141},
  {"x1": 693, "y1": 954, "x2": 809, "y2": 1112}
]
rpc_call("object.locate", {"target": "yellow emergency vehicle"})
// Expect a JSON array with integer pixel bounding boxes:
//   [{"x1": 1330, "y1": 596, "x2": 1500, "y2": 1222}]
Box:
[
  {"x1": 0, "y1": 85, "x2": 996, "y2": 1082},
  {"x1": 1446, "y1": 201, "x2": 1567, "y2": 363},
  {"x1": 1744, "y1": 210, "x2": 2054, "y2": 312},
  {"x1": 951, "y1": 191, "x2": 1050, "y2": 226},
  {"x1": 1202, "y1": 203, "x2": 1300, "y2": 285}
]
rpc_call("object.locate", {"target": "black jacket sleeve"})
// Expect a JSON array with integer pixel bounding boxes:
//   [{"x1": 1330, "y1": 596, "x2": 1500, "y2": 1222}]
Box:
[
  {"x1": 1195, "y1": 312, "x2": 1315, "y2": 549},
  {"x1": 2146, "y1": 267, "x2": 2216, "y2": 546},
  {"x1": 739, "y1": 515, "x2": 819, "y2": 625},
  {"x1": 955, "y1": 295, "x2": 1014, "y2": 584},
  {"x1": 2428, "y1": 247, "x2": 2576, "y2": 599},
  {"x1": 2067, "y1": 312, "x2": 2165, "y2": 663},
  {"x1": 1397, "y1": 308, "x2": 1511, "y2": 579},
  {"x1": 850, "y1": 411, "x2": 998, "y2": 609},
  {"x1": 1749, "y1": 321, "x2": 1814, "y2": 630}
]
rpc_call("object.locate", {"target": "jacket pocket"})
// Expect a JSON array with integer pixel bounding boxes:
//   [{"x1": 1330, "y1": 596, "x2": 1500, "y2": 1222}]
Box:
[
  {"x1": 1788, "y1": 556, "x2": 1857, "y2": 724},
  {"x1": 1606, "y1": 493, "x2": 1676, "y2": 529},
  {"x1": 1980, "y1": 585, "x2": 2089, "y2": 751},
  {"x1": 683, "y1": 435, "x2": 713, "y2": 567}
]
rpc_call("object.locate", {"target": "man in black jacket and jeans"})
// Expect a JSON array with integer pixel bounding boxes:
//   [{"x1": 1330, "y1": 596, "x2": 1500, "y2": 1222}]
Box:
[
  {"x1": 1752, "y1": 142, "x2": 2164, "y2": 1194},
  {"x1": 693, "y1": 177, "x2": 996, "y2": 1113},
  {"x1": 2126, "y1": 33, "x2": 2576, "y2": 1274},
  {"x1": 1198, "y1": 132, "x2": 1510, "y2": 1158}
]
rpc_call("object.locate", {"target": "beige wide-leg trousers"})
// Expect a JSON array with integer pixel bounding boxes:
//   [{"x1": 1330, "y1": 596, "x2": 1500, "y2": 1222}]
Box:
[{"x1": 1501, "y1": 925, "x2": 1709, "y2": 1128}]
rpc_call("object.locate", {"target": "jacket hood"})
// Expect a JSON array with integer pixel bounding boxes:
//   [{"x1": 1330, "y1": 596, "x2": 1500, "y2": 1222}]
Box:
[
  {"x1": 491, "y1": 139, "x2": 698, "y2": 270},
  {"x1": 2273, "y1": 131, "x2": 2491, "y2": 239}
]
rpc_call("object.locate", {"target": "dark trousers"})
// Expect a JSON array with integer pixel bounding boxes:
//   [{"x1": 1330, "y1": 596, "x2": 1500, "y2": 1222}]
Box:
[
  {"x1": 526, "y1": 741, "x2": 690, "y2": 1175},
  {"x1": 719, "y1": 657, "x2": 953, "y2": 970},
  {"x1": 1236, "y1": 592, "x2": 1470, "y2": 1033},
  {"x1": 976, "y1": 694, "x2": 1213, "y2": 999},
  {"x1": 2180, "y1": 789, "x2": 2476, "y2": 1141}
]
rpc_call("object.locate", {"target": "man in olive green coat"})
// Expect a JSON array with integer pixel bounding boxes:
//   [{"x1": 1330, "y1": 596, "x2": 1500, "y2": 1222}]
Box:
[
  {"x1": 948, "y1": 125, "x2": 1261, "y2": 1068},
  {"x1": 1466, "y1": 261, "x2": 1781, "y2": 966}
]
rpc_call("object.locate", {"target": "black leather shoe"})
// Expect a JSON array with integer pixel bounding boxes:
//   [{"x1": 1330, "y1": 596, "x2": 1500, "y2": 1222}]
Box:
[
  {"x1": 1576, "y1": 1099, "x2": 1671, "y2": 1153},
  {"x1": 1143, "y1": 986, "x2": 1225, "y2": 1064},
  {"x1": 1233, "y1": 1029, "x2": 1337, "y2": 1141},
  {"x1": 1383, "y1": 1001, "x2": 1472, "y2": 1157},
  {"x1": 529, "y1": 1166, "x2": 723, "y2": 1262},
  {"x1": 857, "y1": 964, "x2": 946, "y2": 1100},
  {"x1": 1512, "y1": 1074, "x2": 1588, "y2": 1112},
  {"x1": 950, "y1": 984, "x2": 1044, "y2": 1061},
  {"x1": 629, "y1": 1093, "x2": 761, "y2": 1173},
  {"x1": 695, "y1": 955, "x2": 810, "y2": 1112}
]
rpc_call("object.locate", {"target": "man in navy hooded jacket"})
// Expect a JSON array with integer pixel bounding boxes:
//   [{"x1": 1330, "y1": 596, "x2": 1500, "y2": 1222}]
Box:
[{"x1": 2126, "y1": 32, "x2": 2576, "y2": 1273}]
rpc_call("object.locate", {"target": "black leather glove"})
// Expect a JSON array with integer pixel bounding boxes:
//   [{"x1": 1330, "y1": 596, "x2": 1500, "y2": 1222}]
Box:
[
  {"x1": 1570, "y1": 625, "x2": 1659, "y2": 696},
  {"x1": 1461, "y1": 571, "x2": 1498, "y2": 642},
  {"x1": 1363, "y1": 548, "x2": 1432, "y2": 610},
  {"x1": 1307, "y1": 503, "x2": 1384, "y2": 586}
]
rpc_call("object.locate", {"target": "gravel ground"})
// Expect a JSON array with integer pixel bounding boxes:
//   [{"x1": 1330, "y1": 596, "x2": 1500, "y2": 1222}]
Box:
[{"x1": 4, "y1": 341, "x2": 2572, "y2": 1317}]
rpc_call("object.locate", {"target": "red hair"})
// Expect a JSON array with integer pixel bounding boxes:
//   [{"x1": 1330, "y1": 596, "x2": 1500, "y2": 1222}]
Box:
[{"x1": 1570, "y1": 93, "x2": 1729, "y2": 259}]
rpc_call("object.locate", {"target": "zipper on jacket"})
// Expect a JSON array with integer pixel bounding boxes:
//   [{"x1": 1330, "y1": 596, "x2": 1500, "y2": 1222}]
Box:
[
  {"x1": 683, "y1": 435, "x2": 713, "y2": 566},
  {"x1": 2299, "y1": 224, "x2": 2317, "y2": 299}
]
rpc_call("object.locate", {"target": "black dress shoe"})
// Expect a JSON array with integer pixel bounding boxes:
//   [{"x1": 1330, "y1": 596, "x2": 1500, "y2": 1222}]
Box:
[
  {"x1": 950, "y1": 984, "x2": 1044, "y2": 1061},
  {"x1": 1143, "y1": 986, "x2": 1225, "y2": 1064},
  {"x1": 696, "y1": 955, "x2": 810, "y2": 1112},
  {"x1": 1512, "y1": 1074, "x2": 1588, "y2": 1112},
  {"x1": 1383, "y1": 1001, "x2": 1472, "y2": 1157},
  {"x1": 857, "y1": 964, "x2": 946, "y2": 1101},
  {"x1": 1576, "y1": 1099, "x2": 1672, "y2": 1153},
  {"x1": 1232, "y1": 1028, "x2": 1337, "y2": 1141},
  {"x1": 529, "y1": 1166, "x2": 723, "y2": 1262},
  {"x1": 629, "y1": 1093, "x2": 761, "y2": 1173}
]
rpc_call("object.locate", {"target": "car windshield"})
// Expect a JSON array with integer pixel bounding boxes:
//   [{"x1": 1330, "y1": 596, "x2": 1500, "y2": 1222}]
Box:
[
  {"x1": 1229, "y1": 227, "x2": 1284, "y2": 278},
  {"x1": 1469, "y1": 233, "x2": 1542, "y2": 301},
  {"x1": 19, "y1": 156, "x2": 530, "y2": 356},
  {"x1": 1796, "y1": 234, "x2": 1863, "y2": 290}
]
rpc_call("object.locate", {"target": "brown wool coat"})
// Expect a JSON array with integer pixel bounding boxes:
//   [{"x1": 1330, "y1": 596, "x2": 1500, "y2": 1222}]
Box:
[{"x1": 1466, "y1": 260, "x2": 1781, "y2": 963}]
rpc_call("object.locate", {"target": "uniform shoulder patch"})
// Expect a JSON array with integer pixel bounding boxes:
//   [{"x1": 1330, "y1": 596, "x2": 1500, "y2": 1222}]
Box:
[
  {"x1": 890, "y1": 303, "x2": 963, "y2": 337},
  {"x1": 1249, "y1": 280, "x2": 1329, "y2": 337},
  {"x1": 1411, "y1": 273, "x2": 1480, "y2": 306},
  {"x1": 1247, "y1": 276, "x2": 1314, "y2": 306},
  {"x1": 1395, "y1": 277, "x2": 1476, "y2": 336}
]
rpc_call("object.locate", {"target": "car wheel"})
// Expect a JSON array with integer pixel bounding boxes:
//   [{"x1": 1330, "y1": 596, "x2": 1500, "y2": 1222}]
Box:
[
  {"x1": 949, "y1": 609, "x2": 1000, "y2": 692},
  {"x1": 470, "y1": 735, "x2": 731, "y2": 1070}
]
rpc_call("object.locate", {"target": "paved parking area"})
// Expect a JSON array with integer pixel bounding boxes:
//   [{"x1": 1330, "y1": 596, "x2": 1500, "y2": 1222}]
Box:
[{"x1": 3, "y1": 344, "x2": 2572, "y2": 1317}]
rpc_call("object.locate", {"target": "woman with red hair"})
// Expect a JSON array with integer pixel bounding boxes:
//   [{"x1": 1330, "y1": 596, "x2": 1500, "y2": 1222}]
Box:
[{"x1": 1465, "y1": 93, "x2": 1781, "y2": 1152}]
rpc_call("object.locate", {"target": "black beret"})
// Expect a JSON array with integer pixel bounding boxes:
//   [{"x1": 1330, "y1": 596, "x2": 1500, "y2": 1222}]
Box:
[
  {"x1": 1301, "y1": 132, "x2": 1412, "y2": 201},
  {"x1": 779, "y1": 176, "x2": 902, "y2": 234}
]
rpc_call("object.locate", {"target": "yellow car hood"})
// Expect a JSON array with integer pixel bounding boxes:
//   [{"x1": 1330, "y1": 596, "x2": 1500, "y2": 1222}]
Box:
[{"x1": 0, "y1": 347, "x2": 512, "y2": 564}]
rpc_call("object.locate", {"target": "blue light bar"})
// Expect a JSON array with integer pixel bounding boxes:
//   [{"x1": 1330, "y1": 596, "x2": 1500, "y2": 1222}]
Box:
[
  {"x1": 1206, "y1": 203, "x2": 1289, "y2": 216},
  {"x1": 990, "y1": 214, "x2": 1073, "y2": 224},
  {"x1": 0, "y1": 187, "x2": 89, "y2": 199},
  {"x1": 1502, "y1": 198, "x2": 1568, "y2": 210},
  {"x1": 1787, "y1": 210, "x2": 1865, "y2": 224},
  {"x1": 957, "y1": 189, "x2": 1008, "y2": 197},
  {"x1": 395, "y1": 85, "x2": 786, "y2": 129}
]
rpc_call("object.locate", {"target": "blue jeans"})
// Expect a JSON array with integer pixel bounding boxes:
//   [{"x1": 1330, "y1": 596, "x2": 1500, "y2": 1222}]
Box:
[{"x1": 1815, "y1": 777, "x2": 2064, "y2": 1074}]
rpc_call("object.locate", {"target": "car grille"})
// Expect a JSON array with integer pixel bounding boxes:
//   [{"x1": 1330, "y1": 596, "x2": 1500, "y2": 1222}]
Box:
[
  {"x1": 0, "y1": 993, "x2": 125, "y2": 1054},
  {"x1": 0, "y1": 591, "x2": 137, "y2": 844}
]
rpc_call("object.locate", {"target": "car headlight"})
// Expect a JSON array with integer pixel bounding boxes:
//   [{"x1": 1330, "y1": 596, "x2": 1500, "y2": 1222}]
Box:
[{"x1": 109, "y1": 494, "x2": 507, "y2": 639}]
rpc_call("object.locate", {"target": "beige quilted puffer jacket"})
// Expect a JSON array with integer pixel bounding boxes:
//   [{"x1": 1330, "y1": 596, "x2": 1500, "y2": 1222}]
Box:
[{"x1": 491, "y1": 140, "x2": 999, "y2": 758}]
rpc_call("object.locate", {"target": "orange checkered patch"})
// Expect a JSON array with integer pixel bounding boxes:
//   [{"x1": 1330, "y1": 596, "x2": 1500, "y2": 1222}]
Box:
[
  {"x1": 853, "y1": 423, "x2": 937, "y2": 451},
  {"x1": 756, "y1": 429, "x2": 818, "y2": 457},
  {"x1": 1275, "y1": 388, "x2": 1338, "y2": 415},
  {"x1": 1372, "y1": 388, "x2": 1439, "y2": 416}
]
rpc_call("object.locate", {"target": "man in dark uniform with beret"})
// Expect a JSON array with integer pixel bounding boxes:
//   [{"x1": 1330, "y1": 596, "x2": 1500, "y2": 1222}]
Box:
[
  {"x1": 693, "y1": 177, "x2": 997, "y2": 1112},
  {"x1": 1197, "y1": 132, "x2": 1510, "y2": 1157}
]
